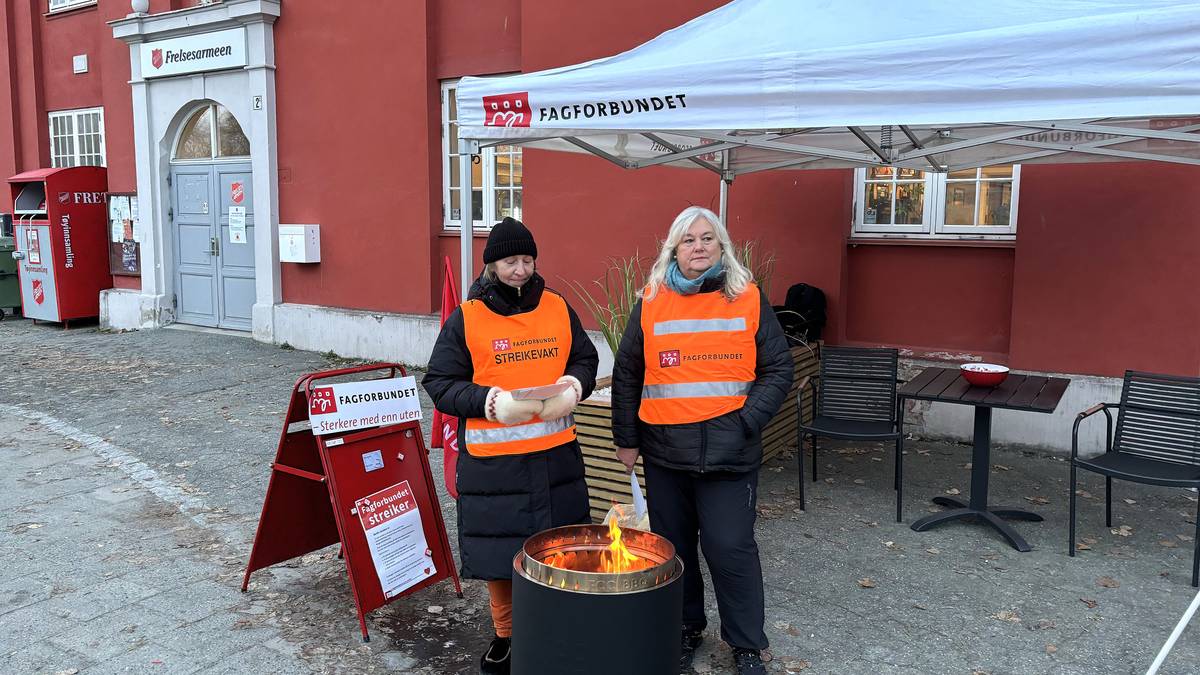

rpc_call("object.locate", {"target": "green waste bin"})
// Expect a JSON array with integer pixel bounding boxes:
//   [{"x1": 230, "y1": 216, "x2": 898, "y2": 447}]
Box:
[{"x1": 0, "y1": 235, "x2": 19, "y2": 319}]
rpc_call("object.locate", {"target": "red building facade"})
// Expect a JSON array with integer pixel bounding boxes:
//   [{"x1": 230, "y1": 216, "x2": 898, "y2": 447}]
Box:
[{"x1": 3, "y1": 0, "x2": 1197, "y2": 448}]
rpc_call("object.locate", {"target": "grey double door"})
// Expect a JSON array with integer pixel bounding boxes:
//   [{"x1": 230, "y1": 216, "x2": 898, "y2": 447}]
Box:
[{"x1": 171, "y1": 163, "x2": 255, "y2": 330}]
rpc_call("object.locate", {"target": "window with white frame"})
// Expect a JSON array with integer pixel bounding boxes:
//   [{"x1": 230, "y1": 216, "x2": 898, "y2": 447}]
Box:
[
  {"x1": 49, "y1": 107, "x2": 106, "y2": 168},
  {"x1": 48, "y1": 0, "x2": 96, "y2": 13},
  {"x1": 442, "y1": 81, "x2": 523, "y2": 230},
  {"x1": 853, "y1": 165, "x2": 1019, "y2": 239}
]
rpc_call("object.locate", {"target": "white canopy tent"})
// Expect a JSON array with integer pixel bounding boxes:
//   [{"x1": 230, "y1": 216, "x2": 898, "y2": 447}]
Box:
[{"x1": 452, "y1": 0, "x2": 1200, "y2": 298}]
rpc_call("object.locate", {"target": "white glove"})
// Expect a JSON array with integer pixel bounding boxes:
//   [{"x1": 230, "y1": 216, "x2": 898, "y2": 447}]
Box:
[
  {"x1": 486, "y1": 388, "x2": 543, "y2": 425},
  {"x1": 540, "y1": 376, "x2": 582, "y2": 421}
]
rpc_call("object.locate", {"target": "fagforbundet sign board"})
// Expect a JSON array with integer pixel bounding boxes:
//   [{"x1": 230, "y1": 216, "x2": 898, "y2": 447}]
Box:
[
  {"x1": 308, "y1": 376, "x2": 423, "y2": 435},
  {"x1": 242, "y1": 365, "x2": 461, "y2": 642},
  {"x1": 141, "y1": 28, "x2": 247, "y2": 79}
]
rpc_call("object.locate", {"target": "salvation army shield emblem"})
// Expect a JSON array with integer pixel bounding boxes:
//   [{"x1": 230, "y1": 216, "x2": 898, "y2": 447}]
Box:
[
  {"x1": 32, "y1": 279, "x2": 44, "y2": 305},
  {"x1": 231, "y1": 181, "x2": 245, "y2": 204},
  {"x1": 151, "y1": 49, "x2": 163, "y2": 69}
]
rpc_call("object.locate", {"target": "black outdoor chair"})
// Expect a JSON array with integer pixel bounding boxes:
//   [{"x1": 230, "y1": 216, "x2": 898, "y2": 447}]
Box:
[
  {"x1": 797, "y1": 346, "x2": 904, "y2": 522},
  {"x1": 1070, "y1": 370, "x2": 1200, "y2": 587}
]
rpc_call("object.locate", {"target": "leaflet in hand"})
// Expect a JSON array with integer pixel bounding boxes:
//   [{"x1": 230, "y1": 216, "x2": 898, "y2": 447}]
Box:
[{"x1": 510, "y1": 381, "x2": 572, "y2": 401}]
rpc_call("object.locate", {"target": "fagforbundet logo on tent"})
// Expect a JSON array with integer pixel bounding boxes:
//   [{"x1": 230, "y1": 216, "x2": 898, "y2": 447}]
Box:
[{"x1": 483, "y1": 93, "x2": 530, "y2": 128}]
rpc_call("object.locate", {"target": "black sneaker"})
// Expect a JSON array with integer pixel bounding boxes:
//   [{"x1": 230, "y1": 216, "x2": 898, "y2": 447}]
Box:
[
  {"x1": 732, "y1": 648, "x2": 766, "y2": 675},
  {"x1": 479, "y1": 636, "x2": 511, "y2": 675},
  {"x1": 679, "y1": 627, "x2": 705, "y2": 672}
]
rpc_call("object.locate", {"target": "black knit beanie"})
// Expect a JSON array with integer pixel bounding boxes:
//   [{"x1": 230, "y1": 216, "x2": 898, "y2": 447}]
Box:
[{"x1": 483, "y1": 217, "x2": 538, "y2": 263}]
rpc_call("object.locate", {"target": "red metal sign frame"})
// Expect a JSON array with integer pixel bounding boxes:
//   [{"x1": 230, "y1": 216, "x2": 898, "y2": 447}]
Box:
[{"x1": 241, "y1": 363, "x2": 461, "y2": 641}]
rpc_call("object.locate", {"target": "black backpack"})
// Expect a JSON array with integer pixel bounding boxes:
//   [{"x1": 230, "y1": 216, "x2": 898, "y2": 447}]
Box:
[{"x1": 774, "y1": 283, "x2": 826, "y2": 343}]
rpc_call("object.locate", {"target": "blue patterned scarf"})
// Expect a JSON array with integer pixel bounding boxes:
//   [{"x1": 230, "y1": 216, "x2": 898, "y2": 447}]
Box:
[{"x1": 665, "y1": 259, "x2": 724, "y2": 295}]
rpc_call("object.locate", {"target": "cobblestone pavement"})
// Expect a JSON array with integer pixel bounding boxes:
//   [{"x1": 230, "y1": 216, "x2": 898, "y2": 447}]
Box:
[{"x1": 1, "y1": 318, "x2": 1198, "y2": 674}]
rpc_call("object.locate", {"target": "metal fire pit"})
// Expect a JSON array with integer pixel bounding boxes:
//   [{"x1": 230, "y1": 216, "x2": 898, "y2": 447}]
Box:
[
  {"x1": 511, "y1": 524, "x2": 683, "y2": 675},
  {"x1": 519, "y1": 523, "x2": 678, "y2": 593}
]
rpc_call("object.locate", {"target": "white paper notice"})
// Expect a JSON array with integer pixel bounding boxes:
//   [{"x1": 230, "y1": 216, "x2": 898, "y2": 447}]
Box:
[
  {"x1": 130, "y1": 196, "x2": 141, "y2": 243},
  {"x1": 108, "y1": 195, "x2": 132, "y2": 243},
  {"x1": 355, "y1": 481, "x2": 436, "y2": 598},
  {"x1": 229, "y1": 206, "x2": 247, "y2": 244}
]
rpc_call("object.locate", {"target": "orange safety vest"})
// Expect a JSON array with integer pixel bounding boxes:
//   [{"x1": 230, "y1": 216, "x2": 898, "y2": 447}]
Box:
[
  {"x1": 639, "y1": 282, "x2": 759, "y2": 425},
  {"x1": 461, "y1": 290, "x2": 576, "y2": 457}
]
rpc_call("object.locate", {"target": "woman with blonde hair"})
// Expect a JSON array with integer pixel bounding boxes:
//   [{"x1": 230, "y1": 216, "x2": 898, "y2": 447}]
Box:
[{"x1": 611, "y1": 206, "x2": 793, "y2": 675}]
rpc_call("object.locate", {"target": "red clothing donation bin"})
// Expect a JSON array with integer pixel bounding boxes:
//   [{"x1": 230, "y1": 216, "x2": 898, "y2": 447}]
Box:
[{"x1": 10, "y1": 167, "x2": 109, "y2": 325}]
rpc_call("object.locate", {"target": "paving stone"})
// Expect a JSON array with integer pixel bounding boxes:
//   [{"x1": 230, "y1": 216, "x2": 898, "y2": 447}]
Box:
[
  {"x1": 1, "y1": 639, "x2": 94, "y2": 674},
  {"x1": 146, "y1": 579, "x2": 239, "y2": 625},
  {"x1": 40, "y1": 576, "x2": 164, "y2": 623},
  {"x1": 194, "y1": 644, "x2": 299, "y2": 674},
  {"x1": 0, "y1": 599, "x2": 81, "y2": 645},
  {"x1": 47, "y1": 601, "x2": 181, "y2": 663},
  {"x1": 85, "y1": 642, "x2": 200, "y2": 675}
]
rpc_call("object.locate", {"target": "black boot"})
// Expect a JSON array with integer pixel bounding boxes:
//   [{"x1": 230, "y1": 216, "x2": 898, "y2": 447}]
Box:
[
  {"x1": 679, "y1": 627, "x2": 704, "y2": 672},
  {"x1": 732, "y1": 648, "x2": 766, "y2": 675},
  {"x1": 479, "y1": 636, "x2": 511, "y2": 675}
]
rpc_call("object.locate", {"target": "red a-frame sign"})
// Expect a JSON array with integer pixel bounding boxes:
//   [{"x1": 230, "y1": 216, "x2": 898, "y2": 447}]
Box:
[{"x1": 242, "y1": 364, "x2": 461, "y2": 641}]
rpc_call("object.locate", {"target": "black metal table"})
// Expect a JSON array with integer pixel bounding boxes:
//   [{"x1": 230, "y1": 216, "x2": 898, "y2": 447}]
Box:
[{"x1": 899, "y1": 367, "x2": 1070, "y2": 551}]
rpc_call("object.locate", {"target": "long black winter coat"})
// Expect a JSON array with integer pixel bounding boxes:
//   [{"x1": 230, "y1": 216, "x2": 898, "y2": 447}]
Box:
[
  {"x1": 422, "y1": 272, "x2": 598, "y2": 580},
  {"x1": 611, "y1": 278, "x2": 794, "y2": 473}
]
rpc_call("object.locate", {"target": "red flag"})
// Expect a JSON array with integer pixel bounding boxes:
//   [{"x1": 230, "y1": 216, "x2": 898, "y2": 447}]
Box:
[{"x1": 431, "y1": 257, "x2": 461, "y2": 499}]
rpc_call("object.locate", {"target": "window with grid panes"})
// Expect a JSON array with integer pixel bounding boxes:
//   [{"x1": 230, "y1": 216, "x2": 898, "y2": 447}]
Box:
[
  {"x1": 49, "y1": 108, "x2": 105, "y2": 168},
  {"x1": 442, "y1": 81, "x2": 523, "y2": 230},
  {"x1": 48, "y1": 0, "x2": 96, "y2": 13},
  {"x1": 853, "y1": 165, "x2": 1019, "y2": 239}
]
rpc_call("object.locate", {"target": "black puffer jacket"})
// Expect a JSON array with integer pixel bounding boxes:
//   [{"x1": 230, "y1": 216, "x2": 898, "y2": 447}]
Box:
[
  {"x1": 422, "y1": 272, "x2": 598, "y2": 580},
  {"x1": 611, "y1": 278, "x2": 793, "y2": 473}
]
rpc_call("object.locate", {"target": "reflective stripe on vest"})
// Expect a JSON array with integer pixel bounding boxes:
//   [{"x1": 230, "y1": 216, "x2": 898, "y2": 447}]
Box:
[
  {"x1": 653, "y1": 317, "x2": 747, "y2": 335},
  {"x1": 639, "y1": 282, "x2": 759, "y2": 425},
  {"x1": 461, "y1": 290, "x2": 577, "y2": 457},
  {"x1": 465, "y1": 414, "x2": 576, "y2": 445},
  {"x1": 642, "y1": 381, "x2": 752, "y2": 399}
]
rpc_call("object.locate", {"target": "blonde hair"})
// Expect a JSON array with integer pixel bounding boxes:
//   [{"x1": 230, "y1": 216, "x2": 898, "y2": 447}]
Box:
[{"x1": 643, "y1": 206, "x2": 751, "y2": 301}]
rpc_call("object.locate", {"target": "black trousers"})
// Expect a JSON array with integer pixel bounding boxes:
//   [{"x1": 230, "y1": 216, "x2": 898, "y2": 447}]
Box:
[{"x1": 643, "y1": 460, "x2": 768, "y2": 651}]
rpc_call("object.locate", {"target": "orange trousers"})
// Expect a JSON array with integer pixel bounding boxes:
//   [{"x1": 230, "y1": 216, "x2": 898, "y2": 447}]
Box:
[{"x1": 487, "y1": 580, "x2": 513, "y2": 638}]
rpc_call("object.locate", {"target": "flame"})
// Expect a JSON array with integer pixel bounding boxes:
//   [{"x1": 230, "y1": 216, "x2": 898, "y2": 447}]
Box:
[
  {"x1": 600, "y1": 519, "x2": 641, "y2": 574},
  {"x1": 539, "y1": 522, "x2": 656, "y2": 576}
]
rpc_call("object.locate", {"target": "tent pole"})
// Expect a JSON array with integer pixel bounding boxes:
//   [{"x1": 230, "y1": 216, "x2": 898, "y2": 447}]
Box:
[
  {"x1": 459, "y1": 140, "x2": 479, "y2": 302},
  {"x1": 718, "y1": 150, "x2": 732, "y2": 227},
  {"x1": 718, "y1": 179, "x2": 728, "y2": 226}
]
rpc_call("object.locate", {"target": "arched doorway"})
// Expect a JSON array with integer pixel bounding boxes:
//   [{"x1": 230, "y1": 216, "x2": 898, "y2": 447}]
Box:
[{"x1": 169, "y1": 103, "x2": 255, "y2": 329}]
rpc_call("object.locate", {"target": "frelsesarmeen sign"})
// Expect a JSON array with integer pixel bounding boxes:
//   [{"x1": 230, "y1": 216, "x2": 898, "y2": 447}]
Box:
[{"x1": 141, "y1": 28, "x2": 247, "y2": 79}]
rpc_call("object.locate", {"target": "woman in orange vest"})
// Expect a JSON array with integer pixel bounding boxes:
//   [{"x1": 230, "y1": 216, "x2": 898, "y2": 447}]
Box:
[
  {"x1": 611, "y1": 206, "x2": 793, "y2": 675},
  {"x1": 422, "y1": 217, "x2": 598, "y2": 675}
]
